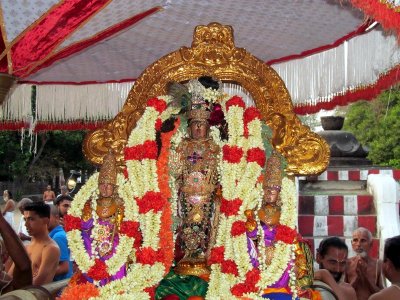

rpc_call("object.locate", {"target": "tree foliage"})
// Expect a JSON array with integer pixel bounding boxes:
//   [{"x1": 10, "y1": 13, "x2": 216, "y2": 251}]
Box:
[
  {"x1": 0, "y1": 130, "x2": 95, "y2": 186},
  {"x1": 343, "y1": 88, "x2": 400, "y2": 168}
]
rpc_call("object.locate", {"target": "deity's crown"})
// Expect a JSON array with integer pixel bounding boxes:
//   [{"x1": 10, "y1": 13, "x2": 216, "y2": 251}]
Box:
[
  {"x1": 263, "y1": 151, "x2": 282, "y2": 191},
  {"x1": 99, "y1": 150, "x2": 117, "y2": 185},
  {"x1": 186, "y1": 77, "x2": 224, "y2": 122}
]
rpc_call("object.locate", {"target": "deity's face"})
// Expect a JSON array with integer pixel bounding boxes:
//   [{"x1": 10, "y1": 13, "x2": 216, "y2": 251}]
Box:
[
  {"x1": 351, "y1": 229, "x2": 372, "y2": 256},
  {"x1": 263, "y1": 187, "x2": 280, "y2": 205},
  {"x1": 99, "y1": 183, "x2": 114, "y2": 198},
  {"x1": 189, "y1": 120, "x2": 209, "y2": 140},
  {"x1": 317, "y1": 247, "x2": 348, "y2": 282}
]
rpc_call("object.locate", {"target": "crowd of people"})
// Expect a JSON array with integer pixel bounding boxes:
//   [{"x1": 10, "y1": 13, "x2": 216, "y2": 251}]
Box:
[
  {"x1": 0, "y1": 186, "x2": 74, "y2": 295},
  {"x1": 1, "y1": 183, "x2": 400, "y2": 299}
]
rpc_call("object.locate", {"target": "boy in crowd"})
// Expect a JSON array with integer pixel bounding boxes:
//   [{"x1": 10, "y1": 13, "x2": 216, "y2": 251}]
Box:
[{"x1": 9, "y1": 202, "x2": 59, "y2": 285}]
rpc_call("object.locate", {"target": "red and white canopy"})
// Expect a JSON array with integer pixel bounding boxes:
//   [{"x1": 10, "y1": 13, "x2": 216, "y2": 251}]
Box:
[{"x1": 1, "y1": 0, "x2": 400, "y2": 129}]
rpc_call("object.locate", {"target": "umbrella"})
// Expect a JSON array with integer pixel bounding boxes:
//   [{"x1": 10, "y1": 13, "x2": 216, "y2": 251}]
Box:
[{"x1": 1, "y1": 0, "x2": 399, "y2": 129}]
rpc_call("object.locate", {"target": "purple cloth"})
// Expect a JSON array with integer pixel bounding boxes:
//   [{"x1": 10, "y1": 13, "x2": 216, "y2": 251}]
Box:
[
  {"x1": 246, "y1": 223, "x2": 291, "y2": 288},
  {"x1": 81, "y1": 218, "x2": 126, "y2": 285}
]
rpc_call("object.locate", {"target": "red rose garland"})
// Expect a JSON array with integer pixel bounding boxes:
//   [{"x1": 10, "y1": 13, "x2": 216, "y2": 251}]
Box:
[
  {"x1": 230, "y1": 269, "x2": 261, "y2": 296},
  {"x1": 136, "y1": 247, "x2": 164, "y2": 265},
  {"x1": 136, "y1": 191, "x2": 167, "y2": 214},
  {"x1": 155, "y1": 118, "x2": 162, "y2": 131},
  {"x1": 120, "y1": 221, "x2": 142, "y2": 247},
  {"x1": 207, "y1": 246, "x2": 225, "y2": 265},
  {"x1": 146, "y1": 97, "x2": 167, "y2": 113},
  {"x1": 220, "y1": 198, "x2": 242, "y2": 216},
  {"x1": 87, "y1": 259, "x2": 110, "y2": 281},
  {"x1": 230, "y1": 220, "x2": 247, "y2": 236},
  {"x1": 243, "y1": 107, "x2": 261, "y2": 124},
  {"x1": 246, "y1": 147, "x2": 266, "y2": 168},
  {"x1": 275, "y1": 225, "x2": 298, "y2": 244},
  {"x1": 221, "y1": 259, "x2": 239, "y2": 276},
  {"x1": 226, "y1": 95, "x2": 246, "y2": 110},
  {"x1": 124, "y1": 140, "x2": 158, "y2": 161},
  {"x1": 64, "y1": 214, "x2": 82, "y2": 232},
  {"x1": 222, "y1": 145, "x2": 243, "y2": 163}
]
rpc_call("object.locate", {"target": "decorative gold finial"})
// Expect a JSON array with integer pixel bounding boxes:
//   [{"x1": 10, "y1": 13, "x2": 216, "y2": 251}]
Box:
[
  {"x1": 98, "y1": 151, "x2": 117, "y2": 185},
  {"x1": 263, "y1": 151, "x2": 282, "y2": 191}
]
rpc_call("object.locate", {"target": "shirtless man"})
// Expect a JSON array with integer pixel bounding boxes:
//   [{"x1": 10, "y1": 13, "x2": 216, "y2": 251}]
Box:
[
  {"x1": 346, "y1": 227, "x2": 385, "y2": 300},
  {"x1": 315, "y1": 237, "x2": 357, "y2": 300},
  {"x1": 369, "y1": 235, "x2": 400, "y2": 300},
  {"x1": 43, "y1": 185, "x2": 56, "y2": 205},
  {"x1": 9, "y1": 202, "x2": 60, "y2": 285}
]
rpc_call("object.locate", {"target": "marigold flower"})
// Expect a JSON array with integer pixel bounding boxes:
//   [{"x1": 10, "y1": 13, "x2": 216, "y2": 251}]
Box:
[{"x1": 58, "y1": 282, "x2": 99, "y2": 300}]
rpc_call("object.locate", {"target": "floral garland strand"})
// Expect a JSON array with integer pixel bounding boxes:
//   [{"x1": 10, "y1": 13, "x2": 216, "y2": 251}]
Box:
[
  {"x1": 64, "y1": 173, "x2": 142, "y2": 297},
  {"x1": 123, "y1": 96, "x2": 175, "y2": 298},
  {"x1": 207, "y1": 96, "x2": 265, "y2": 298},
  {"x1": 65, "y1": 96, "x2": 176, "y2": 299},
  {"x1": 256, "y1": 177, "x2": 298, "y2": 295}
]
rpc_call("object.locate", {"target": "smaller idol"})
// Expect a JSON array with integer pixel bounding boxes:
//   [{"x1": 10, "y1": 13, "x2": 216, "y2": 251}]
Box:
[
  {"x1": 246, "y1": 151, "x2": 314, "y2": 298},
  {"x1": 80, "y1": 151, "x2": 127, "y2": 285}
]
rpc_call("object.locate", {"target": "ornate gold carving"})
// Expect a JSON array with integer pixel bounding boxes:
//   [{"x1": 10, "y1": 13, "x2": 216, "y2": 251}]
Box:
[{"x1": 83, "y1": 22, "x2": 329, "y2": 175}]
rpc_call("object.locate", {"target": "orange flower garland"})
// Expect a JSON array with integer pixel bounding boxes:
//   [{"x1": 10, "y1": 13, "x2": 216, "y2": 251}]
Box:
[{"x1": 156, "y1": 118, "x2": 180, "y2": 272}]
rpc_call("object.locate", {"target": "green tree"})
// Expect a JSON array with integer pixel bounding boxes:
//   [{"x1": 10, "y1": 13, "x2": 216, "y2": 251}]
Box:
[
  {"x1": 343, "y1": 88, "x2": 400, "y2": 168},
  {"x1": 0, "y1": 130, "x2": 96, "y2": 195}
]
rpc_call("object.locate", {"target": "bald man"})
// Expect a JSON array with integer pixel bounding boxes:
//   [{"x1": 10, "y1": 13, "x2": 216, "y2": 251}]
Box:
[{"x1": 345, "y1": 227, "x2": 385, "y2": 300}]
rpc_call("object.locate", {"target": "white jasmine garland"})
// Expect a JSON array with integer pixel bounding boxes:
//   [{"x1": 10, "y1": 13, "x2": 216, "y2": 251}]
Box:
[
  {"x1": 127, "y1": 108, "x2": 159, "y2": 146},
  {"x1": 139, "y1": 211, "x2": 161, "y2": 248},
  {"x1": 208, "y1": 97, "x2": 265, "y2": 298},
  {"x1": 69, "y1": 173, "x2": 99, "y2": 216},
  {"x1": 209, "y1": 126, "x2": 223, "y2": 147},
  {"x1": 67, "y1": 173, "x2": 136, "y2": 278},
  {"x1": 257, "y1": 241, "x2": 293, "y2": 289},
  {"x1": 225, "y1": 106, "x2": 244, "y2": 146}
]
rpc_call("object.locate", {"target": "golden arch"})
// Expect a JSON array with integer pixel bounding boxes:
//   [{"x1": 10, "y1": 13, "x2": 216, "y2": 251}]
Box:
[{"x1": 83, "y1": 22, "x2": 329, "y2": 175}]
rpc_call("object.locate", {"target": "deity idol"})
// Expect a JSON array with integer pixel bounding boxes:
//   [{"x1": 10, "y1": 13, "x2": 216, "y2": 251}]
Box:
[
  {"x1": 171, "y1": 77, "x2": 222, "y2": 277},
  {"x1": 246, "y1": 152, "x2": 314, "y2": 297},
  {"x1": 79, "y1": 151, "x2": 127, "y2": 285}
]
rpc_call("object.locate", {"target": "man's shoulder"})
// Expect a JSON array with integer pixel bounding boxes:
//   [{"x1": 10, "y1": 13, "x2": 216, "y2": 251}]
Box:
[
  {"x1": 43, "y1": 239, "x2": 60, "y2": 252},
  {"x1": 370, "y1": 286, "x2": 400, "y2": 300}
]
